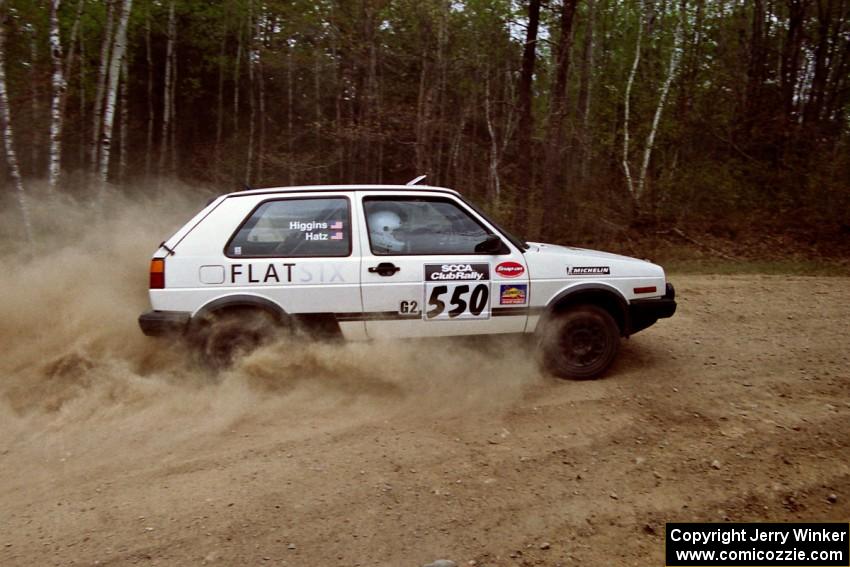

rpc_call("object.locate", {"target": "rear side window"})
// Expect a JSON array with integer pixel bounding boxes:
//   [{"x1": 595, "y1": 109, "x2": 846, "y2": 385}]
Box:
[{"x1": 226, "y1": 197, "x2": 351, "y2": 257}]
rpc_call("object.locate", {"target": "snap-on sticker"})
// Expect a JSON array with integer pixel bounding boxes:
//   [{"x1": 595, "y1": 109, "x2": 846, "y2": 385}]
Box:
[
  {"x1": 499, "y1": 284, "x2": 527, "y2": 305},
  {"x1": 495, "y1": 261, "x2": 525, "y2": 278}
]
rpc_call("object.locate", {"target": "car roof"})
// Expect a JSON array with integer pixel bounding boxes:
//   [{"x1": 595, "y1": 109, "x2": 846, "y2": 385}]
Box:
[{"x1": 224, "y1": 184, "x2": 461, "y2": 198}]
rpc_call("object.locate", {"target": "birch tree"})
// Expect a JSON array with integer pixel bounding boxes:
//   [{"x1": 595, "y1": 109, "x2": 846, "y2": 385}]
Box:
[
  {"x1": 98, "y1": 0, "x2": 133, "y2": 189},
  {"x1": 0, "y1": 5, "x2": 33, "y2": 245},
  {"x1": 621, "y1": 1, "x2": 643, "y2": 200},
  {"x1": 47, "y1": 0, "x2": 65, "y2": 192},
  {"x1": 484, "y1": 71, "x2": 517, "y2": 202},
  {"x1": 635, "y1": 1, "x2": 685, "y2": 202},
  {"x1": 90, "y1": 0, "x2": 115, "y2": 170}
]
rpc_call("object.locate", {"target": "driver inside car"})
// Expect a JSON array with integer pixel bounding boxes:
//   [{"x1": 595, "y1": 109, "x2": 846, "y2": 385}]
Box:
[{"x1": 368, "y1": 205, "x2": 408, "y2": 253}]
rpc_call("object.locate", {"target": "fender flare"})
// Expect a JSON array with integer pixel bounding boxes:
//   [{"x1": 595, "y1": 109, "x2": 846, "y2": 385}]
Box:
[
  {"x1": 190, "y1": 294, "x2": 342, "y2": 338},
  {"x1": 543, "y1": 282, "x2": 632, "y2": 336},
  {"x1": 192, "y1": 294, "x2": 288, "y2": 323}
]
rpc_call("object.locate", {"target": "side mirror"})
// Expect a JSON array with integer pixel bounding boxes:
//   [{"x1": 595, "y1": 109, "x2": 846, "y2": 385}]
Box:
[{"x1": 474, "y1": 234, "x2": 509, "y2": 254}]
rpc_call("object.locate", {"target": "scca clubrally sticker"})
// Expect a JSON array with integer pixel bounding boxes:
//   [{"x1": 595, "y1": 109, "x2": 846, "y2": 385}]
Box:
[
  {"x1": 423, "y1": 263, "x2": 491, "y2": 320},
  {"x1": 424, "y1": 263, "x2": 490, "y2": 281}
]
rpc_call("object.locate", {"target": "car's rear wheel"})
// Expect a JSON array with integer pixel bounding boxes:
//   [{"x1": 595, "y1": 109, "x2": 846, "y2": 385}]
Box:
[
  {"x1": 539, "y1": 305, "x2": 620, "y2": 380},
  {"x1": 191, "y1": 309, "x2": 283, "y2": 369}
]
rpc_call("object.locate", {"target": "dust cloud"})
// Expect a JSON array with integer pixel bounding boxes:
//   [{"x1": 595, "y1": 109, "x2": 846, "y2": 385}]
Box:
[{"x1": 0, "y1": 182, "x2": 542, "y2": 451}]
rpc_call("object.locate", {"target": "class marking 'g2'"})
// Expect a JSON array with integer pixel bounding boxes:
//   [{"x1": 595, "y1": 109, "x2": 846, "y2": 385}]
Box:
[{"x1": 423, "y1": 263, "x2": 491, "y2": 320}]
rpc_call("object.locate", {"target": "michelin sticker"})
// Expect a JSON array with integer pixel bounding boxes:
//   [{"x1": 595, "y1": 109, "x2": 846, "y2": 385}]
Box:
[
  {"x1": 499, "y1": 284, "x2": 527, "y2": 305},
  {"x1": 569, "y1": 266, "x2": 610, "y2": 275},
  {"x1": 423, "y1": 263, "x2": 490, "y2": 320}
]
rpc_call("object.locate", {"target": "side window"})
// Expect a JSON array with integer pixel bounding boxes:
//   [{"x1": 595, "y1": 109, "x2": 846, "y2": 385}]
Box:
[
  {"x1": 364, "y1": 197, "x2": 490, "y2": 255},
  {"x1": 227, "y1": 197, "x2": 351, "y2": 257}
]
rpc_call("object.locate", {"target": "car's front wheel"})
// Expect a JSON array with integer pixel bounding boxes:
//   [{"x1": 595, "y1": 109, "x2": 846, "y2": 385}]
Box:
[{"x1": 539, "y1": 305, "x2": 620, "y2": 380}]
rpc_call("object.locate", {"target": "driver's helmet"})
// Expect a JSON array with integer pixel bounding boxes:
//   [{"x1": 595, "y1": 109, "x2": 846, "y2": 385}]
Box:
[{"x1": 369, "y1": 207, "x2": 406, "y2": 252}]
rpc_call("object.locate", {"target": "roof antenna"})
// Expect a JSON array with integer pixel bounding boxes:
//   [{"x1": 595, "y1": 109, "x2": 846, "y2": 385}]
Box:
[{"x1": 406, "y1": 175, "x2": 427, "y2": 186}]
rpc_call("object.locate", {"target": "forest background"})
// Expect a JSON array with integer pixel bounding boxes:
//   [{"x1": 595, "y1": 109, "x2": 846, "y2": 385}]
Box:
[{"x1": 1, "y1": 0, "x2": 848, "y2": 264}]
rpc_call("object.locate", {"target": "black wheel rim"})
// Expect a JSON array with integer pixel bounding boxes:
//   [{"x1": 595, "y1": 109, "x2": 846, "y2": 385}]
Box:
[{"x1": 559, "y1": 318, "x2": 608, "y2": 368}]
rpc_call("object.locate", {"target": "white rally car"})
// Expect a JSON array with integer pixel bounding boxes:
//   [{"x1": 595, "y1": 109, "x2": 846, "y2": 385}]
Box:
[{"x1": 139, "y1": 184, "x2": 676, "y2": 378}]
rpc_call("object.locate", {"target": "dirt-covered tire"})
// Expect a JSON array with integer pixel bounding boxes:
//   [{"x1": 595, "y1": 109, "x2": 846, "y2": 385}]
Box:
[
  {"x1": 538, "y1": 305, "x2": 620, "y2": 380},
  {"x1": 190, "y1": 309, "x2": 282, "y2": 369}
]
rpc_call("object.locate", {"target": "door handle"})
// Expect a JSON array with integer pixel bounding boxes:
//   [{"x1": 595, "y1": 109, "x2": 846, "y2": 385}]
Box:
[{"x1": 368, "y1": 262, "x2": 400, "y2": 277}]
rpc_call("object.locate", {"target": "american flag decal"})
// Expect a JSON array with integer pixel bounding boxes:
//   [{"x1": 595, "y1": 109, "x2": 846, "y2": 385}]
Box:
[
  {"x1": 331, "y1": 231, "x2": 344, "y2": 240},
  {"x1": 330, "y1": 220, "x2": 343, "y2": 229}
]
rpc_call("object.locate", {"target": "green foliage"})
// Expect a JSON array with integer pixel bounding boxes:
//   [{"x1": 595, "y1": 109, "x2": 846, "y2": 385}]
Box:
[{"x1": 0, "y1": 0, "x2": 848, "y2": 244}]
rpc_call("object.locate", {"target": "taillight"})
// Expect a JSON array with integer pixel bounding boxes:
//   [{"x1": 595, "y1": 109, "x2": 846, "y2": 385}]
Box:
[{"x1": 150, "y1": 258, "x2": 165, "y2": 289}]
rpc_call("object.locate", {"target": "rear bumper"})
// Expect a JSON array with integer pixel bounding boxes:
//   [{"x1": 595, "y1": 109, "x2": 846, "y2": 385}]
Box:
[
  {"x1": 628, "y1": 283, "x2": 677, "y2": 335},
  {"x1": 138, "y1": 310, "x2": 190, "y2": 336}
]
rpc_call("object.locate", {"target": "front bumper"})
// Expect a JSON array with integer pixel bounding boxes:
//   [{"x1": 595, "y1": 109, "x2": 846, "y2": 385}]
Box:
[
  {"x1": 138, "y1": 310, "x2": 190, "y2": 336},
  {"x1": 628, "y1": 283, "x2": 677, "y2": 335}
]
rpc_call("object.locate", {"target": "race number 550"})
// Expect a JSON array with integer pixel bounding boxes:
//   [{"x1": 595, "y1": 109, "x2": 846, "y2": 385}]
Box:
[
  {"x1": 423, "y1": 263, "x2": 491, "y2": 321},
  {"x1": 425, "y1": 283, "x2": 490, "y2": 320}
]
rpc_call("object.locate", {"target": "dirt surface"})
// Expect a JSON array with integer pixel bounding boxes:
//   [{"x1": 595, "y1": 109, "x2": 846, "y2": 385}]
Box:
[{"x1": 1, "y1": 269, "x2": 849, "y2": 566}]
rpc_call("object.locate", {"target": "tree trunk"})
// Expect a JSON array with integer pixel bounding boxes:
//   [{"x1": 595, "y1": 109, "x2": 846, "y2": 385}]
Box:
[
  {"x1": 145, "y1": 7, "x2": 154, "y2": 180},
  {"x1": 97, "y1": 0, "x2": 133, "y2": 190},
  {"x1": 213, "y1": 25, "x2": 226, "y2": 182},
  {"x1": 233, "y1": 17, "x2": 243, "y2": 136},
  {"x1": 515, "y1": 0, "x2": 541, "y2": 171},
  {"x1": 484, "y1": 75, "x2": 501, "y2": 201},
  {"x1": 158, "y1": 0, "x2": 175, "y2": 180},
  {"x1": 169, "y1": 40, "x2": 177, "y2": 173},
  {"x1": 576, "y1": 0, "x2": 596, "y2": 185},
  {"x1": 58, "y1": 0, "x2": 85, "y2": 140},
  {"x1": 414, "y1": 51, "x2": 430, "y2": 175},
  {"x1": 245, "y1": 0, "x2": 255, "y2": 185},
  {"x1": 47, "y1": 0, "x2": 65, "y2": 192},
  {"x1": 780, "y1": 0, "x2": 808, "y2": 123},
  {"x1": 636, "y1": 0, "x2": 684, "y2": 203},
  {"x1": 28, "y1": 26, "x2": 39, "y2": 176},
  {"x1": 314, "y1": 50, "x2": 321, "y2": 165},
  {"x1": 257, "y1": 40, "x2": 266, "y2": 183},
  {"x1": 0, "y1": 8, "x2": 34, "y2": 245},
  {"x1": 742, "y1": 0, "x2": 766, "y2": 136},
  {"x1": 90, "y1": 0, "x2": 115, "y2": 171},
  {"x1": 804, "y1": 0, "x2": 834, "y2": 124},
  {"x1": 622, "y1": 2, "x2": 643, "y2": 200},
  {"x1": 78, "y1": 31, "x2": 86, "y2": 168},
  {"x1": 540, "y1": 0, "x2": 580, "y2": 240},
  {"x1": 287, "y1": 45, "x2": 294, "y2": 184},
  {"x1": 119, "y1": 55, "x2": 128, "y2": 183},
  {"x1": 62, "y1": 0, "x2": 85, "y2": 80}
]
